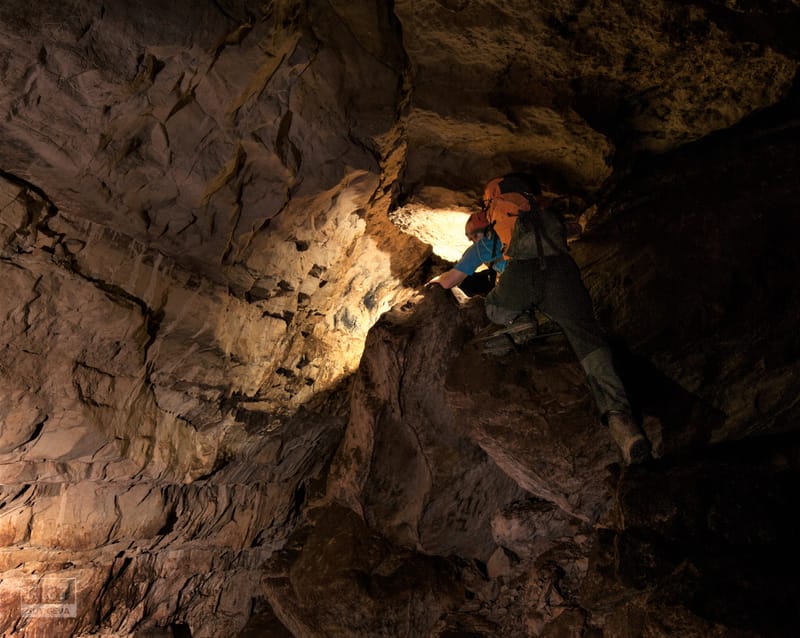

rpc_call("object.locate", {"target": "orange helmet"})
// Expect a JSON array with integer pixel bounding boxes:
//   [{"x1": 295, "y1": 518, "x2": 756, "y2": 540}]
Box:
[{"x1": 465, "y1": 209, "x2": 489, "y2": 239}]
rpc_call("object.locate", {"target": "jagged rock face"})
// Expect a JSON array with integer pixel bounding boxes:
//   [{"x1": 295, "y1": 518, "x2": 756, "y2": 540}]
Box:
[
  {"x1": 265, "y1": 277, "x2": 800, "y2": 637},
  {"x1": 1, "y1": 0, "x2": 799, "y2": 637},
  {"x1": 395, "y1": 0, "x2": 798, "y2": 199}
]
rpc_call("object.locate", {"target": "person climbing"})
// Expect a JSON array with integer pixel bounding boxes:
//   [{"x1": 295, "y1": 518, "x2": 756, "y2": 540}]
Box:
[
  {"x1": 428, "y1": 173, "x2": 652, "y2": 465},
  {"x1": 427, "y1": 207, "x2": 507, "y2": 297}
]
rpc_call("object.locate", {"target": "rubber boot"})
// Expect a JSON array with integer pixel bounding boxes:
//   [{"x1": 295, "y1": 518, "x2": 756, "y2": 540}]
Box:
[
  {"x1": 607, "y1": 411, "x2": 651, "y2": 465},
  {"x1": 472, "y1": 312, "x2": 538, "y2": 355}
]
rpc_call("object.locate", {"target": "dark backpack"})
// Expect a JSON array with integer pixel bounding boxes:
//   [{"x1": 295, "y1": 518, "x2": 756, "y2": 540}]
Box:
[{"x1": 488, "y1": 173, "x2": 569, "y2": 267}]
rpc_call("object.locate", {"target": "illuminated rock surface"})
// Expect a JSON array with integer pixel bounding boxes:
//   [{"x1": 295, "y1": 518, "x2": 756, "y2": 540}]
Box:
[{"x1": 1, "y1": 1, "x2": 799, "y2": 636}]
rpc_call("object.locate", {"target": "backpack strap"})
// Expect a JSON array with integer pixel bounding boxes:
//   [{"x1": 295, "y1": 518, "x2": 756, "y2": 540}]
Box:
[
  {"x1": 520, "y1": 191, "x2": 570, "y2": 269},
  {"x1": 485, "y1": 222, "x2": 503, "y2": 267},
  {"x1": 523, "y1": 194, "x2": 546, "y2": 270},
  {"x1": 514, "y1": 193, "x2": 552, "y2": 270}
]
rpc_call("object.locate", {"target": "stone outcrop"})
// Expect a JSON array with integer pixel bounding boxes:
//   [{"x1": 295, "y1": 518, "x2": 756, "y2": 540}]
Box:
[
  {"x1": 259, "y1": 265, "x2": 800, "y2": 637},
  {"x1": 1, "y1": 0, "x2": 799, "y2": 636},
  {"x1": 395, "y1": 0, "x2": 797, "y2": 196}
]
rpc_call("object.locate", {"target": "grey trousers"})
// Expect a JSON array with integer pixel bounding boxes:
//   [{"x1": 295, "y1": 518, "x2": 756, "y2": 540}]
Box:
[{"x1": 485, "y1": 255, "x2": 630, "y2": 418}]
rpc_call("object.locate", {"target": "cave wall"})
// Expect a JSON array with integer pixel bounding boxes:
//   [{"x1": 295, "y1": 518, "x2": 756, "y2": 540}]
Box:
[
  {"x1": 1, "y1": 2, "x2": 424, "y2": 635},
  {"x1": 0, "y1": 0, "x2": 799, "y2": 636}
]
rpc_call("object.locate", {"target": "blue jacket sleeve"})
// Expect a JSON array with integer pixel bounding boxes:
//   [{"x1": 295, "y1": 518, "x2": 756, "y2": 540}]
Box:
[{"x1": 454, "y1": 243, "x2": 482, "y2": 274}]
